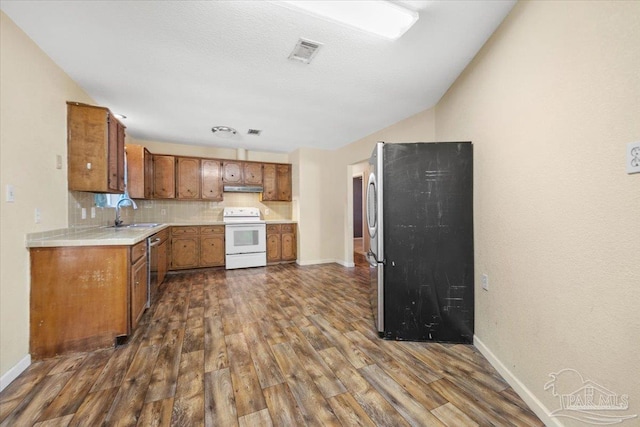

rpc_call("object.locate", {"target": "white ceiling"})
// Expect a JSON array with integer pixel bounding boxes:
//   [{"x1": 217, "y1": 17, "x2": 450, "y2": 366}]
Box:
[{"x1": 1, "y1": 1, "x2": 515, "y2": 153}]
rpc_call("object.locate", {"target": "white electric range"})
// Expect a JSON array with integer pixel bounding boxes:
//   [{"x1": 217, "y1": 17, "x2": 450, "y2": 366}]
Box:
[{"x1": 222, "y1": 207, "x2": 267, "y2": 269}]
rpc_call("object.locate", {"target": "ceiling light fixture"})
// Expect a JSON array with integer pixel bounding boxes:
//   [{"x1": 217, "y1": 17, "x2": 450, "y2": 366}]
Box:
[
  {"x1": 279, "y1": 0, "x2": 419, "y2": 40},
  {"x1": 211, "y1": 126, "x2": 238, "y2": 138},
  {"x1": 113, "y1": 113, "x2": 127, "y2": 120}
]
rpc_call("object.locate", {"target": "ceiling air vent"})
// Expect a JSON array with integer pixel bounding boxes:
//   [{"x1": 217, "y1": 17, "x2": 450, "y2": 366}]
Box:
[
  {"x1": 247, "y1": 129, "x2": 262, "y2": 136},
  {"x1": 288, "y1": 38, "x2": 323, "y2": 64}
]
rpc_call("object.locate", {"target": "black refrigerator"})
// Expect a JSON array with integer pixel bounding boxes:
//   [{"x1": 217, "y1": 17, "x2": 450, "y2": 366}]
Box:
[{"x1": 366, "y1": 142, "x2": 474, "y2": 343}]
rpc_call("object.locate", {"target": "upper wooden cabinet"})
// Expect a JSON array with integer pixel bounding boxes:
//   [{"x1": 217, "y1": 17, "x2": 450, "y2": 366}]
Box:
[
  {"x1": 177, "y1": 157, "x2": 201, "y2": 199},
  {"x1": 67, "y1": 102, "x2": 125, "y2": 193},
  {"x1": 243, "y1": 162, "x2": 263, "y2": 185},
  {"x1": 222, "y1": 161, "x2": 263, "y2": 186},
  {"x1": 126, "y1": 144, "x2": 153, "y2": 199},
  {"x1": 222, "y1": 161, "x2": 243, "y2": 184},
  {"x1": 202, "y1": 159, "x2": 223, "y2": 201},
  {"x1": 124, "y1": 146, "x2": 291, "y2": 201},
  {"x1": 153, "y1": 155, "x2": 175, "y2": 199},
  {"x1": 263, "y1": 163, "x2": 292, "y2": 201}
]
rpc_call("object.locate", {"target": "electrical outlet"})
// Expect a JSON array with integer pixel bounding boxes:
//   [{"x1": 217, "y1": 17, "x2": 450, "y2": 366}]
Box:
[
  {"x1": 56, "y1": 155, "x2": 62, "y2": 170},
  {"x1": 160, "y1": 209, "x2": 167, "y2": 216},
  {"x1": 481, "y1": 274, "x2": 489, "y2": 291},
  {"x1": 81, "y1": 208, "x2": 87, "y2": 219},
  {"x1": 91, "y1": 207, "x2": 96, "y2": 218},
  {"x1": 34, "y1": 208, "x2": 41, "y2": 224},
  {"x1": 265, "y1": 208, "x2": 270, "y2": 215},
  {"x1": 627, "y1": 141, "x2": 640, "y2": 174}
]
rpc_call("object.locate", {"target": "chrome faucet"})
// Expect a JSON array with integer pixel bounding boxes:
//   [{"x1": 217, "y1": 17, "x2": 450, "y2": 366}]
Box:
[{"x1": 114, "y1": 197, "x2": 138, "y2": 227}]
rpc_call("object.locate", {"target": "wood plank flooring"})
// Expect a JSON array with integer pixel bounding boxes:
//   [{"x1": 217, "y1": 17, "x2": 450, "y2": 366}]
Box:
[{"x1": 0, "y1": 263, "x2": 542, "y2": 426}]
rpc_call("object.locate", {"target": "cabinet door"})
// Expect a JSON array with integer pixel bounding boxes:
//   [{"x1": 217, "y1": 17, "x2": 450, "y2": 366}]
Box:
[
  {"x1": 125, "y1": 144, "x2": 152, "y2": 199},
  {"x1": 67, "y1": 102, "x2": 125, "y2": 193},
  {"x1": 276, "y1": 164, "x2": 292, "y2": 201},
  {"x1": 202, "y1": 160, "x2": 223, "y2": 201},
  {"x1": 130, "y1": 254, "x2": 148, "y2": 330},
  {"x1": 153, "y1": 155, "x2": 175, "y2": 198},
  {"x1": 262, "y1": 164, "x2": 277, "y2": 201},
  {"x1": 108, "y1": 116, "x2": 126, "y2": 192},
  {"x1": 243, "y1": 163, "x2": 263, "y2": 185},
  {"x1": 222, "y1": 161, "x2": 243, "y2": 184},
  {"x1": 144, "y1": 149, "x2": 154, "y2": 199},
  {"x1": 281, "y1": 226, "x2": 297, "y2": 261},
  {"x1": 171, "y1": 236, "x2": 199, "y2": 269},
  {"x1": 200, "y1": 235, "x2": 225, "y2": 267},
  {"x1": 266, "y1": 225, "x2": 281, "y2": 263},
  {"x1": 177, "y1": 157, "x2": 201, "y2": 199}
]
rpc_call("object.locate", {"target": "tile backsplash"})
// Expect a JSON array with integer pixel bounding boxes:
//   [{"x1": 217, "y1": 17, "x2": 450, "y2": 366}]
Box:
[{"x1": 68, "y1": 191, "x2": 292, "y2": 227}]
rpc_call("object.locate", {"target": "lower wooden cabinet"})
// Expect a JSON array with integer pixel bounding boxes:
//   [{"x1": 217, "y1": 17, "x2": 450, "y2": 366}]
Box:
[
  {"x1": 130, "y1": 241, "x2": 148, "y2": 330},
  {"x1": 29, "y1": 242, "x2": 148, "y2": 359},
  {"x1": 171, "y1": 225, "x2": 225, "y2": 270},
  {"x1": 266, "y1": 223, "x2": 297, "y2": 264},
  {"x1": 200, "y1": 226, "x2": 225, "y2": 267}
]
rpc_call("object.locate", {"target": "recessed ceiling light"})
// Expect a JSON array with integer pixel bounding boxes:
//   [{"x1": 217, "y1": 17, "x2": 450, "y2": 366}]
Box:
[
  {"x1": 211, "y1": 126, "x2": 238, "y2": 138},
  {"x1": 278, "y1": 1, "x2": 419, "y2": 40}
]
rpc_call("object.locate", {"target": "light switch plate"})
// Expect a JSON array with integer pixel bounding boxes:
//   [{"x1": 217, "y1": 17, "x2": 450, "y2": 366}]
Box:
[
  {"x1": 6, "y1": 185, "x2": 15, "y2": 202},
  {"x1": 481, "y1": 274, "x2": 489, "y2": 291},
  {"x1": 627, "y1": 141, "x2": 640, "y2": 174}
]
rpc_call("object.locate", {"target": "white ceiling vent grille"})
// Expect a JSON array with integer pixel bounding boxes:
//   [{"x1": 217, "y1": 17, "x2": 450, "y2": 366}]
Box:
[
  {"x1": 288, "y1": 38, "x2": 323, "y2": 64},
  {"x1": 247, "y1": 129, "x2": 262, "y2": 135}
]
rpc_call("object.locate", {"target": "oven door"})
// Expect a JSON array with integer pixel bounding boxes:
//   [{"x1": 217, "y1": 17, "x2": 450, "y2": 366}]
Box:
[{"x1": 225, "y1": 223, "x2": 266, "y2": 254}]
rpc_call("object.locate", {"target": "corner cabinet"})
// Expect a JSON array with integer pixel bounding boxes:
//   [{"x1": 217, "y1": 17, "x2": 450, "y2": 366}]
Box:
[
  {"x1": 266, "y1": 223, "x2": 297, "y2": 264},
  {"x1": 29, "y1": 242, "x2": 148, "y2": 359},
  {"x1": 67, "y1": 102, "x2": 125, "y2": 193}
]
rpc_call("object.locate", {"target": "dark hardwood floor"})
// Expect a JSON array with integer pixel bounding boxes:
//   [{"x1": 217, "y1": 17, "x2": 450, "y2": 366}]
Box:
[{"x1": 0, "y1": 263, "x2": 542, "y2": 426}]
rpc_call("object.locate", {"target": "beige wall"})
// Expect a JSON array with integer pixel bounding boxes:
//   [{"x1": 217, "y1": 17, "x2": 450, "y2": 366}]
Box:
[
  {"x1": 292, "y1": 108, "x2": 436, "y2": 265},
  {"x1": 0, "y1": 11, "x2": 94, "y2": 381},
  {"x1": 434, "y1": 1, "x2": 639, "y2": 424}
]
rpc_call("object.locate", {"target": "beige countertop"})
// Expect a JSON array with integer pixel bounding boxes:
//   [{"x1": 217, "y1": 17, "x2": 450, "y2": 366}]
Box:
[{"x1": 26, "y1": 220, "x2": 297, "y2": 248}]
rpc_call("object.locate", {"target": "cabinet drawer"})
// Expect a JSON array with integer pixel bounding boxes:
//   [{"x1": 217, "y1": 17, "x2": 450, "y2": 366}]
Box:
[
  {"x1": 172, "y1": 226, "x2": 198, "y2": 236},
  {"x1": 201, "y1": 225, "x2": 224, "y2": 235},
  {"x1": 131, "y1": 240, "x2": 147, "y2": 263},
  {"x1": 266, "y1": 224, "x2": 281, "y2": 234},
  {"x1": 155, "y1": 228, "x2": 170, "y2": 243},
  {"x1": 281, "y1": 224, "x2": 295, "y2": 233}
]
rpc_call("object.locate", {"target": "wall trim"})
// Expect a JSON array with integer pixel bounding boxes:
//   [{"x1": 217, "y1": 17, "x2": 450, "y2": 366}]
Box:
[
  {"x1": 297, "y1": 259, "x2": 339, "y2": 266},
  {"x1": 473, "y1": 335, "x2": 561, "y2": 427},
  {"x1": 0, "y1": 354, "x2": 31, "y2": 392}
]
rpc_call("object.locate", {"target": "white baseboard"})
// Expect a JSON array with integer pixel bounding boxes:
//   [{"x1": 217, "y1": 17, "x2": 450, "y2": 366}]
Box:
[
  {"x1": 336, "y1": 260, "x2": 355, "y2": 267},
  {"x1": 0, "y1": 354, "x2": 31, "y2": 392},
  {"x1": 473, "y1": 336, "x2": 561, "y2": 427},
  {"x1": 297, "y1": 259, "x2": 338, "y2": 266},
  {"x1": 297, "y1": 259, "x2": 355, "y2": 267}
]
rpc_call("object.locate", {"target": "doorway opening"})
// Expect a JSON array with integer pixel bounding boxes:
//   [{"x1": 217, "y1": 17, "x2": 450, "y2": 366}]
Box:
[{"x1": 353, "y1": 173, "x2": 368, "y2": 266}]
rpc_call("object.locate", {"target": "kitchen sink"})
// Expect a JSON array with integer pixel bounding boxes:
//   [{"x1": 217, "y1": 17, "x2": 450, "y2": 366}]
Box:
[{"x1": 108, "y1": 223, "x2": 161, "y2": 229}]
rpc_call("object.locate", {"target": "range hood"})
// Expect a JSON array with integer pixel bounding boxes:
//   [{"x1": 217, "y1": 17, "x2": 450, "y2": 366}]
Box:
[{"x1": 223, "y1": 185, "x2": 263, "y2": 193}]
